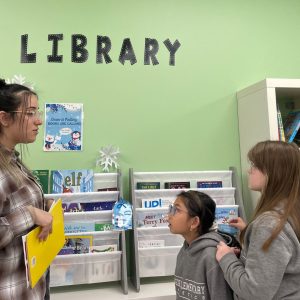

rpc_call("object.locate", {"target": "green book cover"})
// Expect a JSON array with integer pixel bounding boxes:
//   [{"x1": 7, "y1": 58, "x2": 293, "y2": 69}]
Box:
[
  {"x1": 95, "y1": 223, "x2": 113, "y2": 231},
  {"x1": 32, "y1": 169, "x2": 50, "y2": 194}
]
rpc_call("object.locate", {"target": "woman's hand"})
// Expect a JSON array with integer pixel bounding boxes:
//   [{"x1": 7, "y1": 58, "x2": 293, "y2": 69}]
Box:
[
  {"x1": 229, "y1": 217, "x2": 247, "y2": 231},
  {"x1": 216, "y1": 241, "x2": 235, "y2": 262},
  {"x1": 27, "y1": 206, "x2": 53, "y2": 241}
]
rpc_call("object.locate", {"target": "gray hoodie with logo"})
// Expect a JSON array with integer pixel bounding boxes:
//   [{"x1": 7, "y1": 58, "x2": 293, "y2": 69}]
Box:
[
  {"x1": 175, "y1": 231, "x2": 234, "y2": 300},
  {"x1": 219, "y1": 212, "x2": 300, "y2": 300}
]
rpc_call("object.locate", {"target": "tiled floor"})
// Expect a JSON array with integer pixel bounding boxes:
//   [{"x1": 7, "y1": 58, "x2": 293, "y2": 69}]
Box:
[{"x1": 51, "y1": 279, "x2": 176, "y2": 300}]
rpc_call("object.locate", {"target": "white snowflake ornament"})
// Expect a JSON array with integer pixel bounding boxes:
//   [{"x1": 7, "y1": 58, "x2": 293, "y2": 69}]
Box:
[
  {"x1": 96, "y1": 145, "x2": 120, "y2": 172},
  {"x1": 6, "y1": 74, "x2": 34, "y2": 90}
]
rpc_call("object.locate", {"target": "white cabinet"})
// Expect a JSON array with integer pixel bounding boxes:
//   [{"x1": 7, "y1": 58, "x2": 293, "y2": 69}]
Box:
[
  {"x1": 237, "y1": 78, "x2": 300, "y2": 215},
  {"x1": 129, "y1": 167, "x2": 245, "y2": 292},
  {"x1": 46, "y1": 172, "x2": 128, "y2": 294}
]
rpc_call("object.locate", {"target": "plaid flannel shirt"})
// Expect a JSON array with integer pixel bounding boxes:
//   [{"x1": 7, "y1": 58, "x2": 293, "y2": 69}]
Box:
[{"x1": 0, "y1": 147, "x2": 46, "y2": 300}]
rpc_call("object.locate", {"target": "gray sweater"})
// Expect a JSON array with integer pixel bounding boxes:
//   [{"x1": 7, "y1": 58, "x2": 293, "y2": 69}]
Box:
[
  {"x1": 219, "y1": 212, "x2": 300, "y2": 300},
  {"x1": 175, "y1": 231, "x2": 233, "y2": 300}
]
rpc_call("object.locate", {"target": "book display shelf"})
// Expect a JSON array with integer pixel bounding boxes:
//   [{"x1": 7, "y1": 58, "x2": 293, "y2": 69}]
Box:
[
  {"x1": 46, "y1": 171, "x2": 128, "y2": 294},
  {"x1": 237, "y1": 78, "x2": 300, "y2": 213},
  {"x1": 129, "y1": 167, "x2": 245, "y2": 292}
]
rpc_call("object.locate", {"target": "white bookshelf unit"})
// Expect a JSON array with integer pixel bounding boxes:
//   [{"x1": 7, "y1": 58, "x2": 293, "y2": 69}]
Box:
[
  {"x1": 237, "y1": 78, "x2": 300, "y2": 215},
  {"x1": 129, "y1": 167, "x2": 245, "y2": 292},
  {"x1": 46, "y1": 172, "x2": 128, "y2": 294}
]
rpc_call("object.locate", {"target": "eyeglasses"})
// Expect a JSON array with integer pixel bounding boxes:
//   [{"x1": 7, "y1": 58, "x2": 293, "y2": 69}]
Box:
[
  {"x1": 168, "y1": 203, "x2": 189, "y2": 216},
  {"x1": 11, "y1": 110, "x2": 43, "y2": 120}
]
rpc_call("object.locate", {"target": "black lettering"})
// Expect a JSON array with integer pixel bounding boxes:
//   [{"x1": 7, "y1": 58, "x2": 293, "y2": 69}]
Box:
[
  {"x1": 20, "y1": 34, "x2": 36, "y2": 63},
  {"x1": 48, "y1": 34, "x2": 63, "y2": 63},
  {"x1": 71, "y1": 34, "x2": 88, "y2": 63},
  {"x1": 163, "y1": 39, "x2": 181, "y2": 66},
  {"x1": 144, "y1": 38, "x2": 159, "y2": 65},
  {"x1": 119, "y1": 38, "x2": 137, "y2": 65},
  {"x1": 96, "y1": 36, "x2": 112, "y2": 64}
]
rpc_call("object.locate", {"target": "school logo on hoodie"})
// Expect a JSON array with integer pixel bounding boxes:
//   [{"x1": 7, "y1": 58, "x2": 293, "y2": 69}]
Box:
[{"x1": 175, "y1": 277, "x2": 207, "y2": 299}]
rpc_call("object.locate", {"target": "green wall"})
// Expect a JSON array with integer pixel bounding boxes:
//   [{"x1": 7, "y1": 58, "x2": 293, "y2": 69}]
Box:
[{"x1": 2, "y1": 0, "x2": 300, "y2": 213}]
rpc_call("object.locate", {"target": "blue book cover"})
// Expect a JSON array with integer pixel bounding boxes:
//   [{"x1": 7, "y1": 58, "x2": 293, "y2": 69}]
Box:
[
  {"x1": 197, "y1": 181, "x2": 223, "y2": 188},
  {"x1": 64, "y1": 222, "x2": 95, "y2": 233},
  {"x1": 284, "y1": 111, "x2": 300, "y2": 143},
  {"x1": 51, "y1": 169, "x2": 94, "y2": 193},
  {"x1": 58, "y1": 235, "x2": 92, "y2": 255},
  {"x1": 215, "y1": 205, "x2": 239, "y2": 235},
  {"x1": 44, "y1": 103, "x2": 83, "y2": 151},
  {"x1": 62, "y1": 201, "x2": 115, "y2": 212}
]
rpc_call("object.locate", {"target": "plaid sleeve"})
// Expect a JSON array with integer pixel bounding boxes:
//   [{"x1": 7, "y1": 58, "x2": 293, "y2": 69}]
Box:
[
  {"x1": 0, "y1": 169, "x2": 36, "y2": 249},
  {"x1": 0, "y1": 206, "x2": 34, "y2": 248}
]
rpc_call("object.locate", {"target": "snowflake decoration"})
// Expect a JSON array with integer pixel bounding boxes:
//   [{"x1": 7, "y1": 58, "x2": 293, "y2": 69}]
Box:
[
  {"x1": 6, "y1": 74, "x2": 34, "y2": 90},
  {"x1": 96, "y1": 145, "x2": 120, "y2": 172}
]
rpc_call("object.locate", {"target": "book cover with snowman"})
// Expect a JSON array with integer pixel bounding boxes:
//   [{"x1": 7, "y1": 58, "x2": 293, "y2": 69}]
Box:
[
  {"x1": 44, "y1": 103, "x2": 83, "y2": 151},
  {"x1": 215, "y1": 205, "x2": 239, "y2": 235}
]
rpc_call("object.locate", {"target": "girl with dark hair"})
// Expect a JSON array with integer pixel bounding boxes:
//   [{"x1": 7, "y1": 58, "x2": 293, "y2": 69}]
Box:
[
  {"x1": 216, "y1": 140, "x2": 300, "y2": 299},
  {"x1": 0, "y1": 79, "x2": 52, "y2": 299},
  {"x1": 168, "y1": 190, "x2": 234, "y2": 300}
]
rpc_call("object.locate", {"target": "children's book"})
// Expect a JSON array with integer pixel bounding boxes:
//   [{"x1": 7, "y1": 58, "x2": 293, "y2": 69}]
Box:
[
  {"x1": 64, "y1": 222, "x2": 113, "y2": 233},
  {"x1": 64, "y1": 222, "x2": 95, "y2": 233},
  {"x1": 197, "y1": 181, "x2": 222, "y2": 188},
  {"x1": 51, "y1": 169, "x2": 94, "y2": 193},
  {"x1": 32, "y1": 169, "x2": 50, "y2": 194},
  {"x1": 137, "y1": 210, "x2": 168, "y2": 228},
  {"x1": 90, "y1": 244, "x2": 118, "y2": 253},
  {"x1": 164, "y1": 181, "x2": 190, "y2": 189},
  {"x1": 215, "y1": 205, "x2": 239, "y2": 235},
  {"x1": 62, "y1": 200, "x2": 115, "y2": 212},
  {"x1": 44, "y1": 103, "x2": 83, "y2": 151},
  {"x1": 95, "y1": 223, "x2": 113, "y2": 231},
  {"x1": 58, "y1": 235, "x2": 93, "y2": 255},
  {"x1": 22, "y1": 199, "x2": 65, "y2": 288},
  {"x1": 80, "y1": 201, "x2": 115, "y2": 211},
  {"x1": 138, "y1": 240, "x2": 165, "y2": 248},
  {"x1": 97, "y1": 187, "x2": 118, "y2": 192},
  {"x1": 142, "y1": 198, "x2": 172, "y2": 208},
  {"x1": 283, "y1": 110, "x2": 300, "y2": 142},
  {"x1": 136, "y1": 182, "x2": 160, "y2": 189},
  {"x1": 277, "y1": 106, "x2": 286, "y2": 142}
]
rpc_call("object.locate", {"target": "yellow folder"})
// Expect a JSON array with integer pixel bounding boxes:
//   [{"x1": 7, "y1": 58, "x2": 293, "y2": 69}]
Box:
[{"x1": 23, "y1": 199, "x2": 65, "y2": 288}]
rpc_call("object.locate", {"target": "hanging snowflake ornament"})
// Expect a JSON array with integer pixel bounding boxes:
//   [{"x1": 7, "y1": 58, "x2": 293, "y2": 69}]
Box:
[
  {"x1": 6, "y1": 74, "x2": 34, "y2": 90},
  {"x1": 96, "y1": 145, "x2": 120, "y2": 172}
]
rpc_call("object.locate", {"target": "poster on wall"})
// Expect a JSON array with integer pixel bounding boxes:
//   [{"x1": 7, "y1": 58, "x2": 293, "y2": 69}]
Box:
[{"x1": 44, "y1": 103, "x2": 83, "y2": 151}]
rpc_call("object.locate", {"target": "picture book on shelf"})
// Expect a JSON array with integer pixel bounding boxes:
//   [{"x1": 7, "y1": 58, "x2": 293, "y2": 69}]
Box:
[
  {"x1": 142, "y1": 198, "x2": 172, "y2": 208},
  {"x1": 277, "y1": 106, "x2": 286, "y2": 142},
  {"x1": 62, "y1": 200, "x2": 115, "y2": 212},
  {"x1": 32, "y1": 169, "x2": 50, "y2": 194},
  {"x1": 164, "y1": 181, "x2": 190, "y2": 189},
  {"x1": 64, "y1": 222, "x2": 95, "y2": 233},
  {"x1": 95, "y1": 222, "x2": 113, "y2": 231},
  {"x1": 138, "y1": 240, "x2": 165, "y2": 248},
  {"x1": 283, "y1": 110, "x2": 300, "y2": 143},
  {"x1": 136, "y1": 182, "x2": 160, "y2": 189},
  {"x1": 197, "y1": 180, "x2": 222, "y2": 188},
  {"x1": 58, "y1": 235, "x2": 93, "y2": 255},
  {"x1": 90, "y1": 244, "x2": 118, "y2": 253},
  {"x1": 215, "y1": 205, "x2": 239, "y2": 235},
  {"x1": 51, "y1": 169, "x2": 94, "y2": 193},
  {"x1": 44, "y1": 103, "x2": 83, "y2": 152},
  {"x1": 137, "y1": 210, "x2": 168, "y2": 228},
  {"x1": 64, "y1": 222, "x2": 113, "y2": 233},
  {"x1": 97, "y1": 187, "x2": 118, "y2": 191}
]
